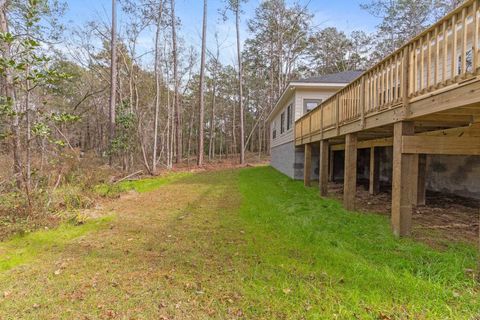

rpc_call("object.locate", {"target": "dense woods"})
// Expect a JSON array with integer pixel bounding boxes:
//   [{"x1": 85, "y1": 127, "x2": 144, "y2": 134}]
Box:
[{"x1": 0, "y1": 0, "x2": 465, "y2": 217}]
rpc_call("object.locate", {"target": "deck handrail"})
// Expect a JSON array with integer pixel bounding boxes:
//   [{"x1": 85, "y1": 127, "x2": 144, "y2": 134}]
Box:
[{"x1": 295, "y1": 0, "x2": 479, "y2": 142}]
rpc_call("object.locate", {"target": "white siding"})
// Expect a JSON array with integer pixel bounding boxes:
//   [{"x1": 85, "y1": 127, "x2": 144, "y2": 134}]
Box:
[
  {"x1": 270, "y1": 88, "x2": 339, "y2": 148},
  {"x1": 271, "y1": 96, "x2": 295, "y2": 148},
  {"x1": 294, "y1": 88, "x2": 339, "y2": 120}
]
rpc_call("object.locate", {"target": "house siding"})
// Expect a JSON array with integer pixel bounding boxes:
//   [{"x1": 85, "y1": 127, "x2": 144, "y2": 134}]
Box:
[{"x1": 270, "y1": 87, "x2": 341, "y2": 180}]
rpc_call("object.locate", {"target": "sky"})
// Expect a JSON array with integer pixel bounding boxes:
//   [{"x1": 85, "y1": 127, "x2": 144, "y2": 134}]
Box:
[{"x1": 62, "y1": 0, "x2": 380, "y2": 65}]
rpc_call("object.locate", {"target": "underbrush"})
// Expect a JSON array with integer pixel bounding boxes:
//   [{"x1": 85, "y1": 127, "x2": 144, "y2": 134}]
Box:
[
  {"x1": 0, "y1": 152, "x2": 118, "y2": 240},
  {"x1": 0, "y1": 152, "x2": 192, "y2": 240}
]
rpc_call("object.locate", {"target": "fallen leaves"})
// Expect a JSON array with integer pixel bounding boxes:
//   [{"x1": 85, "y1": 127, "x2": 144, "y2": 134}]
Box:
[{"x1": 282, "y1": 288, "x2": 292, "y2": 295}]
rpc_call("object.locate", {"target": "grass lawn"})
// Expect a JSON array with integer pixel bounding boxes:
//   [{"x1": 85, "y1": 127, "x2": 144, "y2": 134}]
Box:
[{"x1": 0, "y1": 166, "x2": 478, "y2": 319}]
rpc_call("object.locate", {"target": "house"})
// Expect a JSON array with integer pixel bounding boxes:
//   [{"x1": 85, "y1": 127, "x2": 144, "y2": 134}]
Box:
[{"x1": 267, "y1": 71, "x2": 363, "y2": 180}]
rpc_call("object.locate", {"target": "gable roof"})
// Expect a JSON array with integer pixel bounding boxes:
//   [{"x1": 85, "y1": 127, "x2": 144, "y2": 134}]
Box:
[{"x1": 293, "y1": 71, "x2": 364, "y2": 84}]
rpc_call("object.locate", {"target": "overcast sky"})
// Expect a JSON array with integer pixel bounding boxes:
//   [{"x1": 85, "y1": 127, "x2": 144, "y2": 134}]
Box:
[{"x1": 63, "y1": 0, "x2": 380, "y2": 65}]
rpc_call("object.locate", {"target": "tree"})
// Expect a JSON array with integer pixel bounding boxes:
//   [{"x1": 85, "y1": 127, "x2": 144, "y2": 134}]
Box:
[
  {"x1": 245, "y1": 0, "x2": 312, "y2": 97},
  {"x1": 109, "y1": 0, "x2": 117, "y2": 165},
  {"x1": 361, "y1": 0, "x2": 464, "y2": 60},
  {"x1": 170, "y1": 0, "x2": 181, "y2": 164},
  {"x1": 0, "y1": 0, "x2": 72, "y2": 198},
  {"x1": 152, "y1": 0, "x2": 164, "y2": 173},
  {"x1": 225, "y1": 0, "x2": 247, "y2": 164},
  {"x1": 197, "y1": 0, "x2": 207, "y2": 166},
  {"x1": 0, "y1": 0, "x2": 22, "y2": 188},
  {"x1": 306, "y1": 27, "x2": 373, "y2": 75}
]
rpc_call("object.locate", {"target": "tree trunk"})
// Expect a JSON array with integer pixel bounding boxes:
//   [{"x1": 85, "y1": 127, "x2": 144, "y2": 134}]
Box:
[
  {"x1": 197, "y1": 0, "x2": 207, "y2": 166},
  {"x1": 153, "y1": 0, "x2": 164, "y2": 173},
  {"x1": 236, "y1": 7, "x2": 245, "y2": 165},
  {"x1": 208, "y1": 78, "x2": 217, "y2": 161},
  {"x1": 25, "y1": 72, "x2": 31, "y2": 189},
  {"x1": 0, "y1": 1, "x2": 22, "y2": 189},
  {"x1": 109, "y1": 0, "x2": 117, "y2": 165},
  {"x1": 171, "y1": 0, "x2": 182, "y2": 164}
]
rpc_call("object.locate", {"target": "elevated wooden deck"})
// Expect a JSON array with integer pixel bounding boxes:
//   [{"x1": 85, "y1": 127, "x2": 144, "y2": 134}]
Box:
[
  {"x1": 296, "y1": 0, "x2": 480, "y2": 146},
  {"x1": 297, "y1": 0, "x2": 480, "y2": 237}
]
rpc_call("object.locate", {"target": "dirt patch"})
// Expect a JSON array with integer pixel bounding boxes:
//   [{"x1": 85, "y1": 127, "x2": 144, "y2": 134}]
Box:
[{"x1": 328, "y1": 182, "x2": 480, "y2": 246}]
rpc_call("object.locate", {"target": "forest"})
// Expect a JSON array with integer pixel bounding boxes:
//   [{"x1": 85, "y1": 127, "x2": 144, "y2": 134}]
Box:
[{"x1": 0, "y1": 0, "x2": 464, "y2": 222}]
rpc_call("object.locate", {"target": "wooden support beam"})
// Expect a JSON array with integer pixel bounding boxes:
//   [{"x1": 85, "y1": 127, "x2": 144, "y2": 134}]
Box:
[
  {"x1": 401, "y1": 136, "x2": 480, "y2": 155},
  {"x1": 410, "y1": 154, "x2": 419, "y2": 207},
  {"x1": 304, "y1": 143, "x2": 312, "y2": 187},
  {"x1": 392, "y1": 122, "x2": 416, "y2": 237},
  {"x1": 416, "y1": 154, "x2": 427, "y2": 206},
  {"x1": 332, "y1": 137, "x2": 393, "y2": 151},
  {"x1": 329, "y1": 150, "x2": 334, "y2": 182},
  {"x1": 369, "y1": 147, "x2": 381, "y2": 195},
  {"x1": 319, "y1": 140, "x2": 329, "y2": 196},
  {"x1": 344, "y1": 133, "x2": 357, "y2": 211}
]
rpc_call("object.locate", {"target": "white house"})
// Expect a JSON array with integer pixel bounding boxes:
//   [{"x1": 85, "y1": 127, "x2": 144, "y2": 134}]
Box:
[{"x1": 267, "y1": 71, "x2": 362, "y2": 179}]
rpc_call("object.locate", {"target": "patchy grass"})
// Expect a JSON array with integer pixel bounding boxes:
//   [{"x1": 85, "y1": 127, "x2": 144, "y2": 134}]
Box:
[{"x1": 0, "y1": 167, "x2": 478, "y2": 319}]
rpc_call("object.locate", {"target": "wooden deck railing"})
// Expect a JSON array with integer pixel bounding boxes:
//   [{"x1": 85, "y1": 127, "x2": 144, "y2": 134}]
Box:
[{"x1": 295, "y1": 0, "x2": 480, "y2": 144}]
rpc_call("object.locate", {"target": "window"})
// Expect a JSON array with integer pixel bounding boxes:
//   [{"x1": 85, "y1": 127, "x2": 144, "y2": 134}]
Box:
[
  {"x1": 286, "y1": 104, "x2": 293, "y2": 131},
  {"x1": 303, "y1": 99, "x2": 322, "y2": 114},
  {"x1": 272, "y1": 121, "x2": 277, "y2": 140},
  {"x1": 280, "y1": 112, "x2": 285, "y2": 134}
]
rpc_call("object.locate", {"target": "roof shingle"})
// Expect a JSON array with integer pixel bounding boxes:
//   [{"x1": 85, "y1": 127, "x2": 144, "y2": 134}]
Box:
[{"x1": 294, "y1": 71, "x2": 364, "y2": 84}]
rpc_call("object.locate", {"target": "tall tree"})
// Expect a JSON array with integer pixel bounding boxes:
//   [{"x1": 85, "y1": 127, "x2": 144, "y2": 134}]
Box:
[
  {"x1": 170, "y1": 0, "x2": 181, "y2": 164},
  {"x1": 153, "y1": 0, "x2": 164, "y2": 173},
  {"x1": 362, "y1": 0, "x2": 464, "y2": 60},
  {"x1": 225, "y1": 0, "x2": 247, "y2": 164},
  {"x1": 306, "y1": 27, "x2": 373, "y2": 75},
  {"x1": 0, "y1": 0, "x2": 22, "y2": 188},
  {"x1": 197, "y1": 0, "x2": 207, "y2": 166},
  {"x1": 109, "y1": 0, "x2": 117, "y2": 165}
]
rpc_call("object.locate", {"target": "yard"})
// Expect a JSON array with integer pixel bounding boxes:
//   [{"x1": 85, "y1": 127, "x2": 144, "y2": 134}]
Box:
[{"x1": 0, "y1": 167, "x2": 478, "y2": 319}]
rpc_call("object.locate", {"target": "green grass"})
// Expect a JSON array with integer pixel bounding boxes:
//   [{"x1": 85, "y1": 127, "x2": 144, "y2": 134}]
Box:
[
  {"x1": 235, "y1": 167, "x2": 480, "y2": 319},
  {"x1": 0, "y1": 167, "x2": 478, "y2": 319},
  {"x1": 94, "y1": 171, "x2": 192, "y2": 196},
  {"x1": 0, "y1": 216, "x2": 113, "y2": 272}
]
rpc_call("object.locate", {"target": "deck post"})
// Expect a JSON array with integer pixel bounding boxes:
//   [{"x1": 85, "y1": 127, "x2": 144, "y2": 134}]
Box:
[
  {"x1": 319, "y1": 140, "x2": 329, "y2": 196},
  {"x1": 416, "y1": 154, "x2": 427, "y2": 206},
  {"x1": 392, "y1": 121, "x2": 416, "y2": 237},
  {"x1": 369, "y1": 147, "x2": 380, "y2": 195},
  {"x1": 344, "y1": 133, "x2": 357, "y2": 211},
  {"x1": 304, "y1": 143, "x2": 312, "y2": 187},
  {"x1": 329, "y1": 150, "x2": 334, "y2": 182}
]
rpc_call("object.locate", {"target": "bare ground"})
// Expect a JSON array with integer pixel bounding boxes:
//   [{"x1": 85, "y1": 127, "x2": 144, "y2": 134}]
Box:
[{"x1": 328, "y1": 182, "x2": 480, "y2": 247}]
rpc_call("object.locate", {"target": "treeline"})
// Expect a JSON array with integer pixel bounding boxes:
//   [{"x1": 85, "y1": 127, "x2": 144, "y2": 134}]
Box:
[{"x1": 0, "y1": 0, "x2": 464, "y2": 197}]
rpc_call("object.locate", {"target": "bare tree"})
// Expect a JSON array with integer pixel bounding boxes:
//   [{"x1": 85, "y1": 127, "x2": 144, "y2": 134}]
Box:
[
  {"x1": 109, "y1": 0, "x2": 117, "y2": 165},
  {"x1": 208, "y1": 33, "x2": 222, "y2": 161},
  {"x1": 153, "y1": 0, "x2": 164, "y2": 173},
  {"x1": 170, "y1": 0, "x2": 181, "y2": 164},
  {"x1": 224, "y1": 0, "x2": 247, "y2": 164},
  {"x1": 197, "y1": 0, "x2": 207, "y2": 166},
  {"x1": 235, "y1": 1, "x2": 245, "y2": 165}
]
